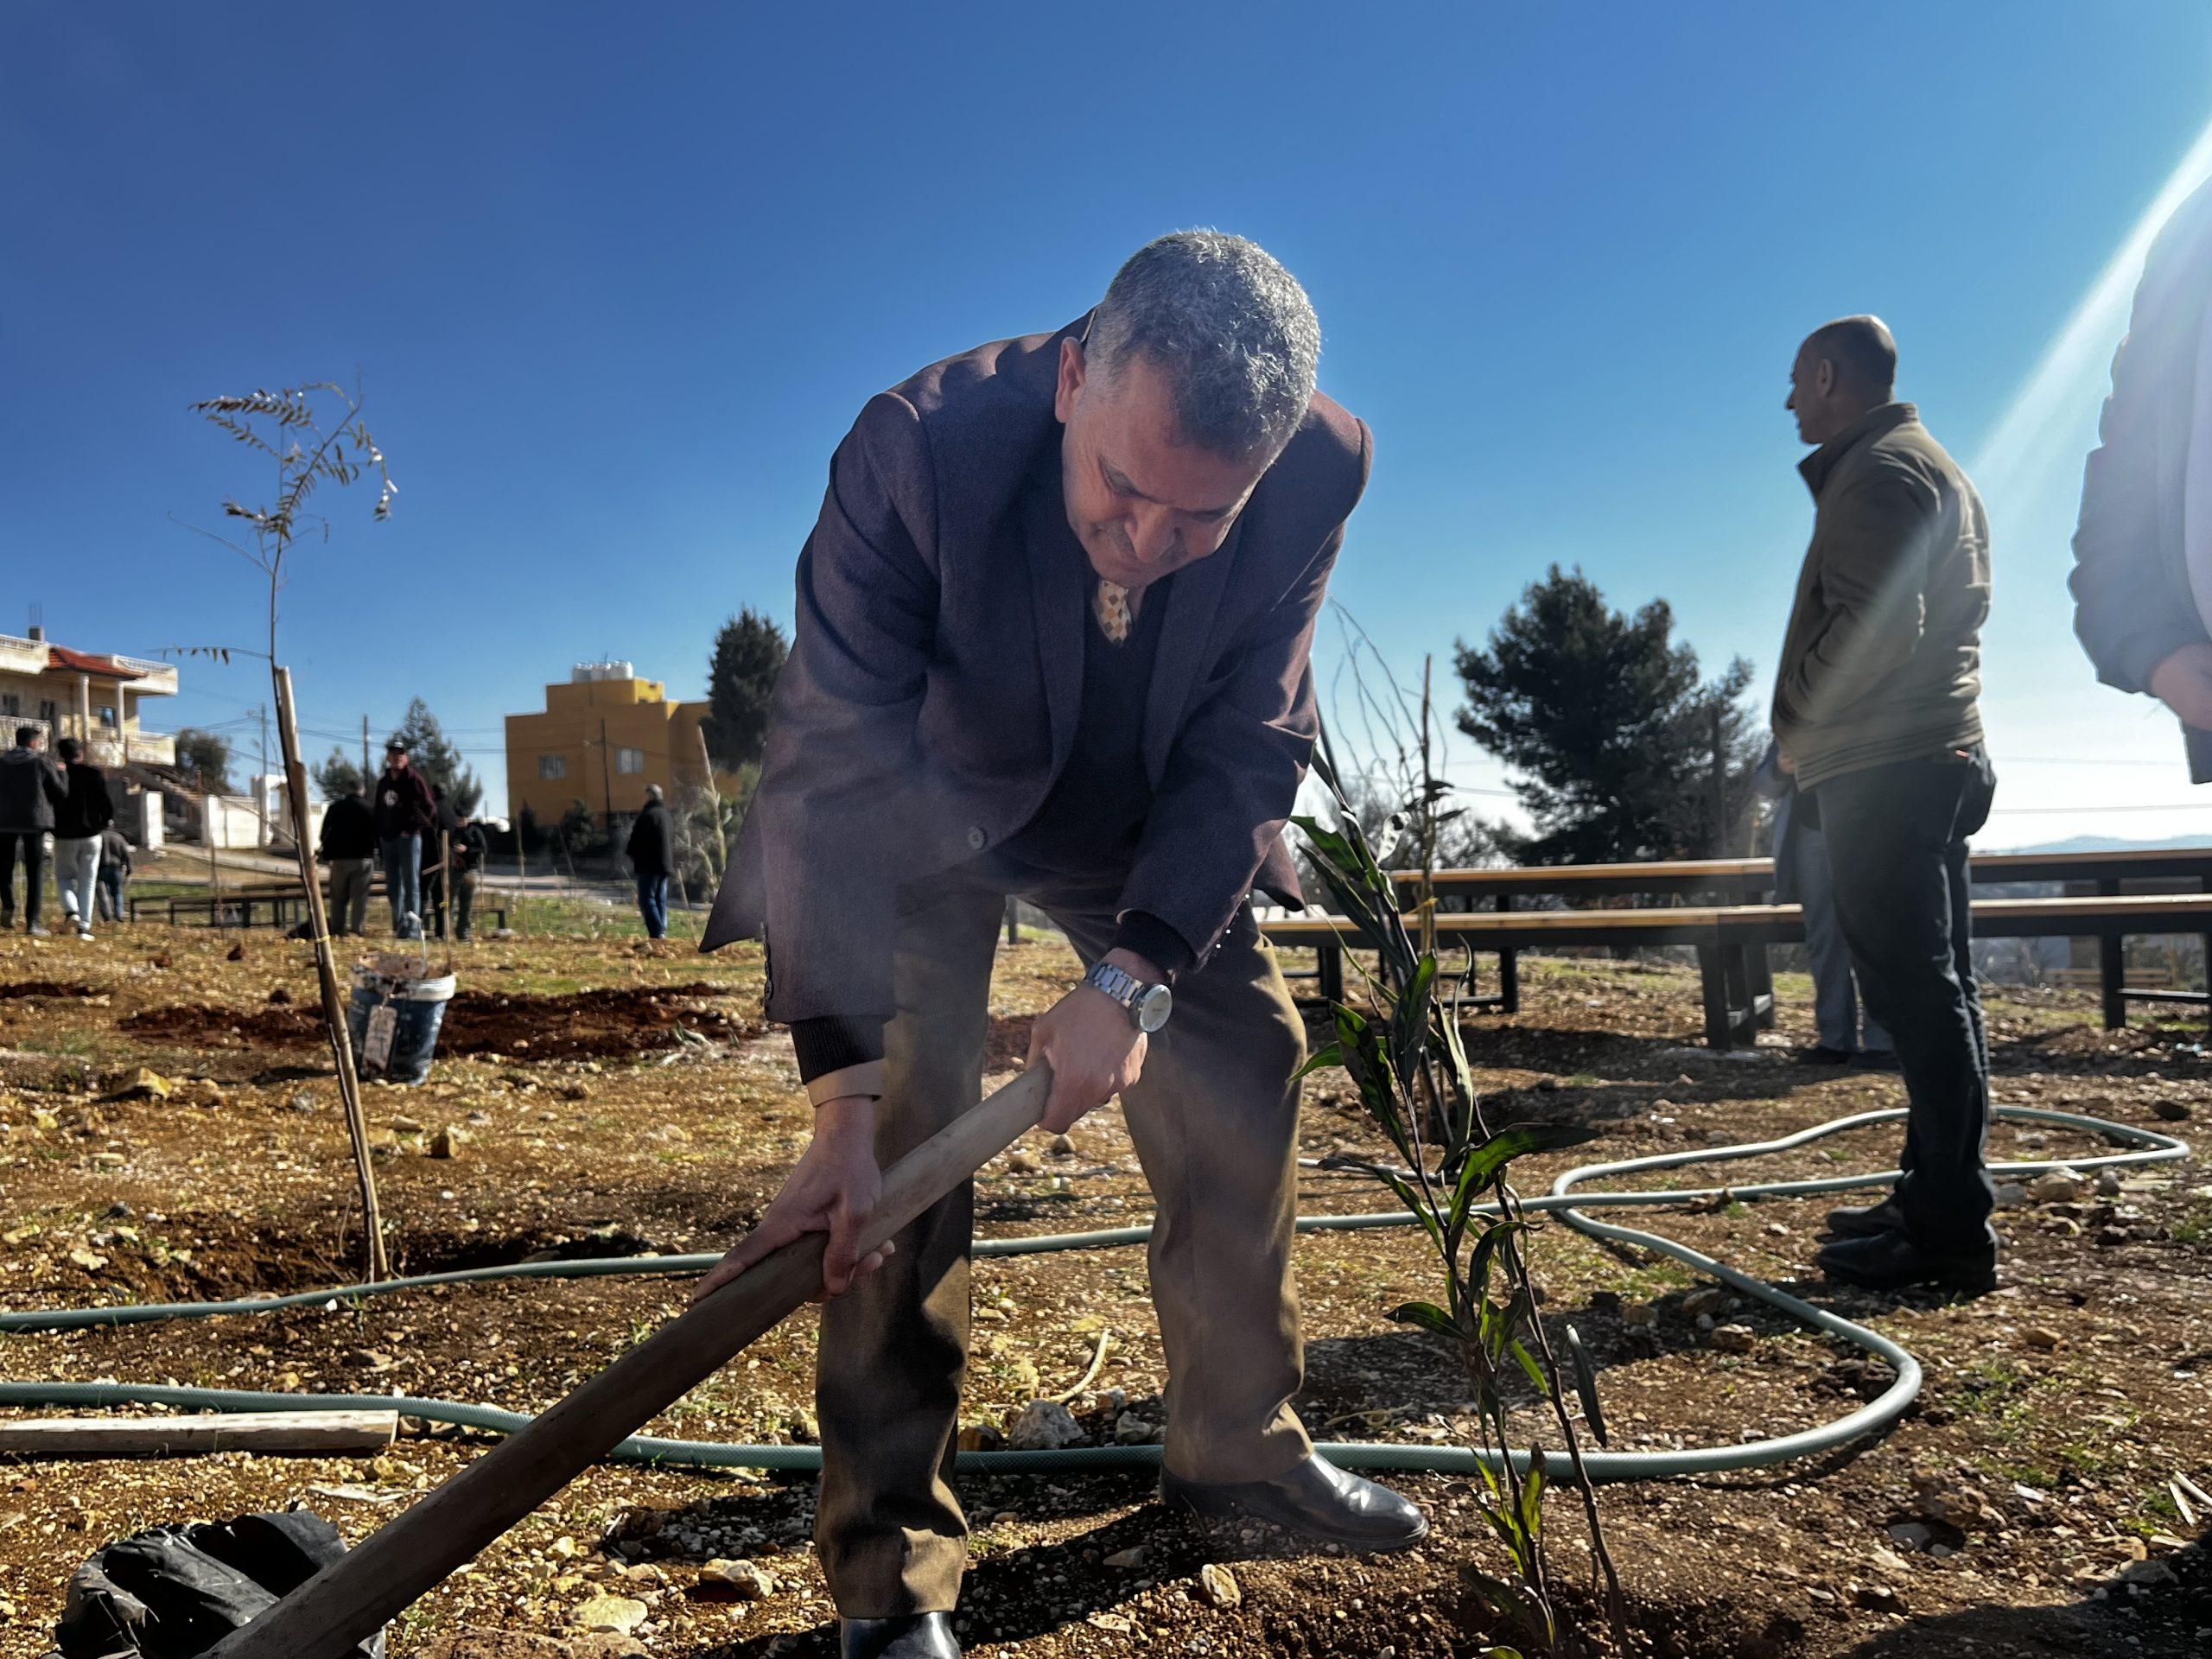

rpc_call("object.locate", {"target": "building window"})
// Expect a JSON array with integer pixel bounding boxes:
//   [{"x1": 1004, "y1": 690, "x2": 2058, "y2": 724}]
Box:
[
  {"x1": 99, "y1": 706, "x2": 118, "y2": 729},
  {"x1": 0, "y1": 694, "x2": 16, "y2": 716},
  {"x1": 38, "y1": 700, "x2": 58, "y2": 725},
  {"x1": 538, "y1": 753, "x2": 568, "y2": 780},
  {"x1": 614, "y1": 747, "x2": 645, "y2": 775}
]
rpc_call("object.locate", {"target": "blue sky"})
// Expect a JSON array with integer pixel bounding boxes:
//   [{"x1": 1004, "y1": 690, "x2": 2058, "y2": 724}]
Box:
[{"x1": 4, "y1": 3, "x2": 2210, "y2": 844}]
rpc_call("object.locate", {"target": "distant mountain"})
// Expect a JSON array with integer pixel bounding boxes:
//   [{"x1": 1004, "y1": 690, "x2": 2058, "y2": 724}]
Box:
[{"x1": 1986, "y1": 833, "x2": 2212, "y2": 855}]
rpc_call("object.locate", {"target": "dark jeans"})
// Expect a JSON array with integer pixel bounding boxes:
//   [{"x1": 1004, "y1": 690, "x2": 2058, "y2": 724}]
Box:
[
  {"x1": 380, "y1": 835, "x2": 422, "y2": 938},
  {"x1": 0, "y1": 831, "x2": 46, "y2": 928},
  {"x1": 1815, "y1": 746, "x2": 1998, "y2": 1251},
  {"x1": 96, "y1": 863, "x2": 126, "y2": 922},
  {"x1": 636, "y1": 872, "x2": 668, "y2": 938}
]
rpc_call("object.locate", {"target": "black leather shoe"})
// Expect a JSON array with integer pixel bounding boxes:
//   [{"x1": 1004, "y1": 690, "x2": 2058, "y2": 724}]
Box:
[
  {"x1": 1815, "y1": 1230, "x2": 1995, "y2": 1294},
  {"x1": 1851, "y1": 1049, "x2": 1902, "y2": 1071},
  {"x1": 841, "y1": 1612, "x2": 960, "y2": 1659},
  {"x1": 1792, "y1": 1045, "x2": 1853, "y2": 1066},
  {"x1": 1161, "y1": 1454, "x2": 1427, "y2": 1551},
  {"x1": 1822, "y1": 1192, "x2": 1905, "y2": 1239}
]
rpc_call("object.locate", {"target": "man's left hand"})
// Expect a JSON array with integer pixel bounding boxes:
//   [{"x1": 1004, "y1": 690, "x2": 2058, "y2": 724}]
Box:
[{"x1": 1026, "y1": 949, "x2": 1154, "y2": 1134}]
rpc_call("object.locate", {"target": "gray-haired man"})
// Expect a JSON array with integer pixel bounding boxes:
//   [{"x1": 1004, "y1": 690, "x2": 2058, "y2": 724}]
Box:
[{"x1": 696, "y1": 232, "x2": 1421, "y2": 1659}]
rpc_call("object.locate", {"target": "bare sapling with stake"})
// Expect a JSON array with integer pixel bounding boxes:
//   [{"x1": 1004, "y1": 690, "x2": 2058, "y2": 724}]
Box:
[
  {"x1": 1295, "y1": 630, "x2": 1630, "y2": 1656},
  {"x1": 173, "y1": 383, "x2": 397, "y2": 1282}
]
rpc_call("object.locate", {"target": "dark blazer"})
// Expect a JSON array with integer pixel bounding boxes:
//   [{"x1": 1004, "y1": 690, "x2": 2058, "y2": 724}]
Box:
[
  {"x1": 2072, "y1": 175, "x2": 2212, "y2": 709},
  {"x1": 703, "y1": 317, "x2": 1371, "y2": 1026},
  {"x1": 626, "y1": 801, "x2": 676, "y2": 878}
]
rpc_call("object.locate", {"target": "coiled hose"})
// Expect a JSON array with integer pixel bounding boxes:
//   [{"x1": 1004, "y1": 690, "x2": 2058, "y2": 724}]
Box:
[{"x1": 0, "y1": 1105, "x2": 2186, "y2": 1482}]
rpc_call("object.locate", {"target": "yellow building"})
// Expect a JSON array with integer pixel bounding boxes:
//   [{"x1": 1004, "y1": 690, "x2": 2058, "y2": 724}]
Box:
[
  {"x1": 0, "y1": 626, "x2": 179, "y2": 769},
  {"x1": 505, "y1": 662, "x2": 743, "y2": 829}
]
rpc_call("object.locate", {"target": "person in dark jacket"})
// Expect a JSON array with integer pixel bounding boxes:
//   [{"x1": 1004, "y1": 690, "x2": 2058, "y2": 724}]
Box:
[
  {"x1": 0, "y1": 725, "x2": 67, "y2": 935},
  {"x1": 691, "y1": 234, "x2": 1416, "y2": 1654},
  {"x1": 2070, "y1": 174, "x2": 2212, "y2": 766},
  {"x1": 1775, "y1": 315, "x2": 1998, "y2": 1296},
  {"x1": 372, "y1": 739, "x2": 436, "y2": 938},
  {"x1": 625, "y1": 785, "x2": 675, "y2": 939},
  {"x1": 317, "y1": 782, "x2": 380, "y2": 937},
  {"x1": 95, "y1": 823, "x2": 131, "y2": 924},
  {"x1": 51, "y1": 737, "x2": 116, "y2": 939},
  {"x1": 448, "y1": 810, "x2": 488, "y2": 942}
]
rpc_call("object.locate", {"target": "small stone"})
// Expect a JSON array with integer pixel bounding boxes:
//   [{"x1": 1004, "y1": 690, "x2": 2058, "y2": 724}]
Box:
[
  {"x1": 1710, "y1": 1324, "x2": 1757, "y2": 1354},
  {"x1": 1103, "y1": 1546, "x2": 1147, "y2": 1570},
  {"x1": 2152, "y1": 1097, "x2": 2191, "y2": 1122},
  {"x1": 2022, "y1": 1325, "x2": 2063, "y2": 1351},
  {"x1": 226, "y1": 942, "x2": 246, "y2": 961},
  {"x1": 1006, "y1": 1148, "x2": 1042, "y2": 1173},
  {"x1": 699, "y1": 1558, "x2": 775, "y2": 1599},
  {"x1": 287, "y1": 1092, "x2": 316, "y2": 1113},
  {"x1": 110, "y1": 1067, "x2": 170, "y2": 1102},
  {"x1": 429, "y1": 1126, "x2": 464, "y2": 1159},
  {"x1": 267, "y1": 986, "x2": 292, "y2": 1005},
  {"x1": 1198, "y1": 1562, "x2": 1242, "y2": 1608},
  {"x1": 1886, "y1": 1522, "x2": 1934, "y2": 1551},
  {"x1": 345, "y1": 1348, "x2": 395, "y2": 1373},
  {"x1": 957, "y1": 1423, "x2": 1003, "y2": 1452},
  {"x1": 2026, "y1": 1170, "x2": 2088, "y2": 1203},
  {"x1": 2119, "y1": 1558, "x2": 2178, "y2": 1587},
  {"x1": 1114, "y1": 1414, "x2": 1157, "y2": 1446},
  {"x1": 1620, "y1": 1303, "x2": 1657, "y2": 1328},
  {"x1": 390, "y1": 1116, "x2": 424, "y2": 1134},
  {"x1": 1853, "y1": 1582, "x2": 1907, "y2": 1613},
  {"x1": 1005, "y1": 1399, "x2": 1084, "y2": 1451},
  {"x1": 574, "y1": 1593, "x2": 650, "y2": 1634},
  {"x1": 1993, "y1": 1182, "x2": 2028, "y2": 1209},
  {"x1": 1049, "y1": 1133, "x2": 1077, "y2": 1155},
  {"x1": 67, "y1": 1249, "x2": 108, "y2": 1272}
]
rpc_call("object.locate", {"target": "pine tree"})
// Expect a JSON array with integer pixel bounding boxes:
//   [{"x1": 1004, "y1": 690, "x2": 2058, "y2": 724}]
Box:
[
  {"x1": 1454, "y1": 565, "x2": 1762, "y2": 864},
  {"x1": 385, "y1": 697, "x2": 482, "y2": 816},
  {"x1": 312, "y1": 747, "x2": 365, "y2": 801},
  {"x1": 703, "y1": 609, "x2": 789, "y2": 770}
]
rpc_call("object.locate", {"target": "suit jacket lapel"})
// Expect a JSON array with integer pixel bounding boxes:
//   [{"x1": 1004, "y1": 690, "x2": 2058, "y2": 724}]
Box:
[
  {"x1": 1025, "y1": 448, "x2": 1086, "y2": 773},
  {"x1": 1141, "y1": 517, "x2": 1243, "y2": 786}
]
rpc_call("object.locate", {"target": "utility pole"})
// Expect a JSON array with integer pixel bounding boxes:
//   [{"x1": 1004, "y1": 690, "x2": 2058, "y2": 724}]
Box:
[
  {"x1": 257, "y1": 702, "x2": 270, "y2": 850},
  {"x1": 360, "y1": 715, "x2": 370, "y2": 786}
]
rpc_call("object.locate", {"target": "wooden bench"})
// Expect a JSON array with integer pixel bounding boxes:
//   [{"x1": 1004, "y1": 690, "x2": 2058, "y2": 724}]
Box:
[
  {"x1": 1261, "y1": 891, "x2": 2212, "y2": 1049},
  {"x1": 132, "y1": 879, "x2": 508, "y2": 935}
]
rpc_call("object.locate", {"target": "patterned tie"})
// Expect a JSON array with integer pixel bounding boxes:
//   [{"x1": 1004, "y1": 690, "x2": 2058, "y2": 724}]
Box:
[{"x1": 1093, "y1": 578, "x2": 1134, "y2": 645}]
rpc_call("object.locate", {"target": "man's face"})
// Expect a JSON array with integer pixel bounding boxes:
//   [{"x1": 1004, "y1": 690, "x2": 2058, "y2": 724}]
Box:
[
  {"x1": 1785, "y1": 341, "x2": 1838, "y2": 446},
  {"x1": 388, "y1": 749, "x2": 409, "y2": 771},
  {"x1": 1054, "y1": 339, "x2": 1275, "y2": 593}
]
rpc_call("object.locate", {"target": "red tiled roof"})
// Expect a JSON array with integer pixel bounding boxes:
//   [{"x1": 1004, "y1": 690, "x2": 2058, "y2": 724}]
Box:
[{"x1": 46, "y1": 646, "x2": 144, "y2": 679}]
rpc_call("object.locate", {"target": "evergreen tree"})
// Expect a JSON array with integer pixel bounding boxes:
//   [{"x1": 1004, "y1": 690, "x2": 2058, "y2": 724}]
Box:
[
  {"x1": 703, "y1": 609, "x2": 789, "y2": 770},
  {"x1": 1454, "y1": 565, "x2": 1763, "y2": 864},
  {"x1": 385, "y1": 697, "x2": 482, "y2": 816},
  {"x1": 312, "y1": 747, "x2": 365, "y2": 801},
  {"x1": 173, "y1": 727, "x2": 235, "y2": 794}
]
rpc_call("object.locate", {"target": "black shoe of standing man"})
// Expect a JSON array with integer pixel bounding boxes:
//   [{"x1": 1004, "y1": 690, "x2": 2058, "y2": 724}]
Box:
[
  {"x1": 1815, "y1": 1230, "x2": 1996, "y2": 1294},
  {"x1": 1161, "y1": 1454, "x2": 1428, "y2": 1550},
  {"x1": 842, "y1": 1611, "x2": 960, "y2": 1659},
  {"x1": 1822, "y1": 1192, "x2": 1905, "y2": 1240},
  {"x1": 1792, "y1": 1044, "x2": 1854, "y2": 1066}
]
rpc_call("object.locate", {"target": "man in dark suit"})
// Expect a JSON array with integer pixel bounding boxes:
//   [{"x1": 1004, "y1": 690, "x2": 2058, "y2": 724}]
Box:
[
  {"x1": 696, "y1": 232, "x2": 1422, "y2": 1658},
  {"x1": 2072, "y1": 174, "x2": 2212, "y2": 762}
]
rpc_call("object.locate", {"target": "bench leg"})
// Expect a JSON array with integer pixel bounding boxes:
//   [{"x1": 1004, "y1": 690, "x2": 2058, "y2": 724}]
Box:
[
  {"x1": 1749, "y1": 942, "x2": 1777, "y2": 1028},
  {"x1": 2099, "y1": 932, "x2": 2125, "y2": 1031},
  {"x1": 1495, "y1": 894, "x2": 1520, "y2": 1013},
  {"x1": 1697, "y1": 945, "x2": 1733, "y2": 1050}
]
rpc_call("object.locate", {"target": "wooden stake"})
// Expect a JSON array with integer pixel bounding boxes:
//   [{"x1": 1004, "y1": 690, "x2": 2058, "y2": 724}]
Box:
[
  {"x1": 0, "y1": 1410, "x2": 396, "y2": 1459},
  {"x1": 206, "y1": 1065, "x2": 1051, "y2": 1659},
  {"x1": 273, "y1": 666, "x2": 388, "y2": 1283}
]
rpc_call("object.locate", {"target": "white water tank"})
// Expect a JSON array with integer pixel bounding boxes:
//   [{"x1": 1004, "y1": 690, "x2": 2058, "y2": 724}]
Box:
[{"x1": 571, "y1": 661, "x2": 634, "y2": 683}]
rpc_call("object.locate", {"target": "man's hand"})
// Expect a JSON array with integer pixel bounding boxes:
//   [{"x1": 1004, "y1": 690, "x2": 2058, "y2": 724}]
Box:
[
  {"x1": 2150, "y1": 641, "x2": 2212, "y2": 728},
  {"x1": 1026, "y1": 949, "x2": 1153, "y2": 1135},
  {"x1": 691, "y1": 1096, "x2": 892, "y2": 1305}
]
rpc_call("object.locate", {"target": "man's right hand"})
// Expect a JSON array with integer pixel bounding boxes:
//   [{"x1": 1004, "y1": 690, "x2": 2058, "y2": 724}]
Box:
[
  {"x1": 690, "y1": 1096, "x2": 892, "y2": 1305},
  {"x1": 2150, "y1": 641, "x2": 2212, "y2": 728}
]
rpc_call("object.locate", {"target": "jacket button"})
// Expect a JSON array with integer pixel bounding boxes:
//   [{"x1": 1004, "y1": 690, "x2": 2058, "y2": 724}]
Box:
[{"x1": 967, "y1": 826, "x2": 988, "y2": 851}]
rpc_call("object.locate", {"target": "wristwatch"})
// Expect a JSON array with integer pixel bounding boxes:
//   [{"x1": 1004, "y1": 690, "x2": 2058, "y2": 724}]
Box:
[{"x1": 1084, "y1": 960, "x2": 1173, "y2": 1033}]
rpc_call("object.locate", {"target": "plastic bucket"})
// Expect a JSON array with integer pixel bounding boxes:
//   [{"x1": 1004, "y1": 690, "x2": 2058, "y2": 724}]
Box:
[{"x1": 346, "y1": 956, "x2": 456, "y2": 1086}]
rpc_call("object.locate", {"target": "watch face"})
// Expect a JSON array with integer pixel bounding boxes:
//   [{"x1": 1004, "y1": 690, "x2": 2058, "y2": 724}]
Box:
[{"x1": 1136, "y1": 982, "x2": 1173, "y2": 1034}]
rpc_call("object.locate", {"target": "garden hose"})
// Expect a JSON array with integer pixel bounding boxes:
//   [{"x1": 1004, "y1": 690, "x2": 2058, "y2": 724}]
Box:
[{"x1": 0, "y1": 1105, "x2": 2187, "y2": 1483}]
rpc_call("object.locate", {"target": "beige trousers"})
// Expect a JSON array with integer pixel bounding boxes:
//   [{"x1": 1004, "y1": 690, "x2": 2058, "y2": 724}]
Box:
[{"x1": 813, "y1": 874, "x2": 1313, "y2": 1615}]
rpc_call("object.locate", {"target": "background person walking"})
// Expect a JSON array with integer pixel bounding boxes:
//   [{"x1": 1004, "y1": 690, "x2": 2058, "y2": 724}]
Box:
[
  {"x1": 373, "y1": 738, "x2": 436, "y2": 938},
  {"x1": 50, "y1": 736, "x2": 115, "y2": 940},
  {"x1": 0, "y1": 726, "x2": 67, "y2": 936},
  {"x1": 317, "y1": 780, "x2": 379, "y2": 937},
  {"x1": 625, "y1": 784, "x2": 675, "y2": 940},
  {"x1": 95, "y1": 823, "x2": 130, "y2": 925}
]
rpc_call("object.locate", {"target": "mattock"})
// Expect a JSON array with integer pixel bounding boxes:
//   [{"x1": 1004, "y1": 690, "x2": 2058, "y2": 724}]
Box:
[{"x1": 206, "y1": 1066, "x2": 1052, "y2": 1659}]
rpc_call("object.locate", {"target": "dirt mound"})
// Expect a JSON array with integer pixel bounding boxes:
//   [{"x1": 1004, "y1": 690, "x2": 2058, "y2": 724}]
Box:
[
  {"x1": 0, "y1": 979, "x2": 105, "y2": 1000},
  {"x1": 122, "y1": 982, "x2": 759, "y2": 1063}
]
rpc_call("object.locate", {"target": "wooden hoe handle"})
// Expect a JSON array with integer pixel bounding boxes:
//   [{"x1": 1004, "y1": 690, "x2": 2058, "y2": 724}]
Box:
[{"x1": 205, "y1": 1066, "x2": 1052, "y2": 1659}]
